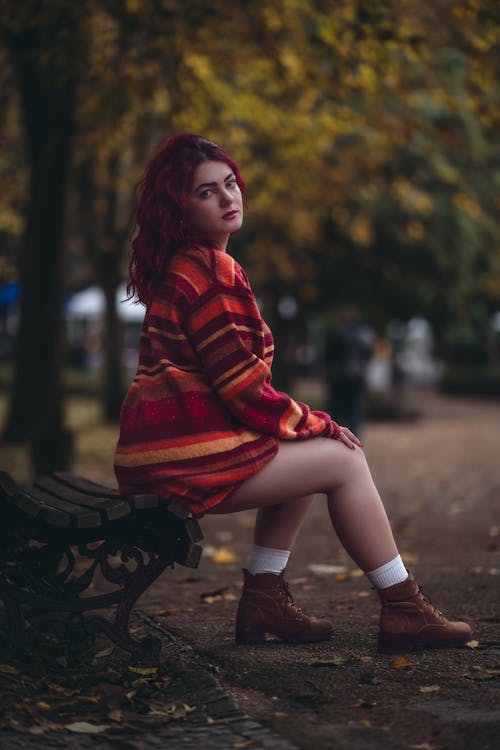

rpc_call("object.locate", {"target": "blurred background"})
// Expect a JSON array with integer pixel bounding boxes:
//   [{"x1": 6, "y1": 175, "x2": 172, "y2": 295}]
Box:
[{"x1": 1, "y1": 0, "x2": 499, "y2": 483}]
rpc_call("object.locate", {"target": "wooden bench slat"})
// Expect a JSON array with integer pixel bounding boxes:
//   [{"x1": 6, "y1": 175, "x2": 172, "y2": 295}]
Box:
[
  {"x1": 54, "y1": 473, "x2": 163, "y2": 512},
  {"x1": 125, "y1": 493, "x2": 161, "y2": 510},
  {"x1": 184, "y1": 517, "x2": 204, "y2": 543},
  {"x1": 35, "y1": 476, "x2": 131, "y2": 522},
  {"x1": 0, "y1": 470, "x2": 18, "y2": 501},
  {"x1": 25, "y1": 486, "x2": 102, "y2": 529},
  {"x1": 53, "y1": 471, "x2": 190, "y2": 518},
  {"x1": 164, "y1": 498, "x2": 190, "y2": 520},
  {"x1": 16, "y1": 488, "x2": 72, "y2": 527},
  {"x1": 54, "y1": 471, "x2": 121, "y2": 497}
]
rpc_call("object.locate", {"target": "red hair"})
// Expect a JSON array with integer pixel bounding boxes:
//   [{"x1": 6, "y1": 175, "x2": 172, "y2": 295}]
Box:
[{"x1": 127, "y1": 134, "x2": 246, "y2": 305}]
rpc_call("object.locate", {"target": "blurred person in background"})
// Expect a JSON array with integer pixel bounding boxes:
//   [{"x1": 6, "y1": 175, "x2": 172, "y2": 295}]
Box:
[{"x1": 326, "y1": 307, "x2": 376, "y2": 438}]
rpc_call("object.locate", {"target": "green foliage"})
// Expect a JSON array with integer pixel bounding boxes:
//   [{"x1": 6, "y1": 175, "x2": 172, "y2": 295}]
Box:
[{"x1": 1, "y1": 0, "x2": 499, "y2": 352}]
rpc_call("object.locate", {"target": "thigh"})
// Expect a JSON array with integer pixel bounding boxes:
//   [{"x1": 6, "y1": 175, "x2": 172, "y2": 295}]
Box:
[{"x1": 208, "y1": 438, "x2": 366, "y2": 514}]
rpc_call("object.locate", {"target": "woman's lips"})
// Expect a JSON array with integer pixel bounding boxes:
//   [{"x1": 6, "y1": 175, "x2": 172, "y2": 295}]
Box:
[{"x1": 223, "y1": 210, "x2": 238, "y2": 220}]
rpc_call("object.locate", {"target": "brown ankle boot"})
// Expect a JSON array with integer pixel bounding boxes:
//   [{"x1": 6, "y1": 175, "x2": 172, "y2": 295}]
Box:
[
  {"x1": 235, "y1": 569, "x2": 333, "y2": 645},
  {"x1": 377, "y1": 574, "x2": 472, "y2": 653}
]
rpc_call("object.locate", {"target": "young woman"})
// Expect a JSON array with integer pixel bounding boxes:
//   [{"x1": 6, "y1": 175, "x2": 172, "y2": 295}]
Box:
[{"x1": 114, "y1": 134, "x2": 471, "y2": 653}]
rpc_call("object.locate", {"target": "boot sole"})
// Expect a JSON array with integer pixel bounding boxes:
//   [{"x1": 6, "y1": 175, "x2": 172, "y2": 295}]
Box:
[{"x1": 378, "y1": 635, "x2": 470, "y2": 654}]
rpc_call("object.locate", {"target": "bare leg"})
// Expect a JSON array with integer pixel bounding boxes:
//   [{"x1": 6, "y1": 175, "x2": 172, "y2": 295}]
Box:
[
  {"x1": 253, "y1": 495, "x2": 316, "y2": 549},
  {"x1": 213, "y1": 439, "x2": 472, "y2": 652},
  {"x1": 208, "y1": 439, "x2": 398, "y2": 573}
]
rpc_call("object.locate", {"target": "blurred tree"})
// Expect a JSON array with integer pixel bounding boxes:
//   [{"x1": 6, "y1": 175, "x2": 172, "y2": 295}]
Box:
[
  {"x1": 1, "y1": 0, "x2": 499, "y2": 459},
  {"x1": 1, "y1": 1, "x2": 85, "y2": 472}
]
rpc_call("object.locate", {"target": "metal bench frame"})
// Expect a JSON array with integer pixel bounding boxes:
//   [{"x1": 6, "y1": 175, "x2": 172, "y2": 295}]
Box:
[{"x1": 0, "y1": 470, "x2": 203, "y2": 658}]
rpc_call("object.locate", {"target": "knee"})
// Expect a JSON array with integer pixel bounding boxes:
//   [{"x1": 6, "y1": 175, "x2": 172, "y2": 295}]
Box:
[{"x1": 334, "y1": 444, "x2": 370, "y2": 484}]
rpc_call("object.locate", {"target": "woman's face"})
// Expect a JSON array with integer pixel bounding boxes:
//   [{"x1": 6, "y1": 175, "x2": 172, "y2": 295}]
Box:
[{"x1": 185, "y1": 160, "x2": 243, "y2": 249}]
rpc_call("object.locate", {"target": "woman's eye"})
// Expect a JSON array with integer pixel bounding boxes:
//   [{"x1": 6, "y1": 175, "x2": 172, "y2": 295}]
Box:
[
  {"x1": 226, "y1": 180, "x2": 237, "y2": 189},
  {"x1": 200, "y1": 189, "x2": 212, "y2": 198}
]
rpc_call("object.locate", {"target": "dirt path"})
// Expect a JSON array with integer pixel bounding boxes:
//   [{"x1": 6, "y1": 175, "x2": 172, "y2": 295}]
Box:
[{"x1": 1, "y1": 390, "x2": 498, "y2": 749}]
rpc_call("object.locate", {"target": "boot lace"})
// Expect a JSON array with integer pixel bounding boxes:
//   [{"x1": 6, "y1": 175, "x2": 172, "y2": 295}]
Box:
[
  {"x1": 418, "y1": 585, "x2": 443, "y2": 616},
  {"x1": 281, "y1": 580, "x2": 303, "y2": 613}
]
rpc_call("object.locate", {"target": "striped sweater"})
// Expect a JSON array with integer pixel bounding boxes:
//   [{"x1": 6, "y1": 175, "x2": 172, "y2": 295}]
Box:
[{"x1": 114, "y1": 245, "x2": 341, "y2": 516}]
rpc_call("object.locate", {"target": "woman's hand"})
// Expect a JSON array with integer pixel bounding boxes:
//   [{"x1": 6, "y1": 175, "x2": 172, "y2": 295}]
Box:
[{"x1": 336, "y1": 426, "x2": 363, "y2": 450}]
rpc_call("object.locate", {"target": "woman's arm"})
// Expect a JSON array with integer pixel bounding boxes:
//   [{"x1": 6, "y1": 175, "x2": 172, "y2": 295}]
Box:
[{"x1": 186, "y1": 270, "x2": 341, "y2": 441}]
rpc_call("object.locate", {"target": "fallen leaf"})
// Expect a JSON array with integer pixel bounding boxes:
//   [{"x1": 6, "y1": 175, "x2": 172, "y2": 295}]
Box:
[
  {"x1": 0, "y1": 663, "x2": 20, "y2": 675},
  {"x1": 485, "y1": 668, "x2": 500, "y2": 676},
  {"x1": 94, "y1": 646, "x2": 114, "y2": 659},
  {"x1": 391, "y1": 655, "x2": 412, "y2": 669},
  {"x1": 107, "y1": 709, "x2": 123, "y2": 722},
  {"x1": 211, "y1": 547, "x2": 237, "y2": 564},
  {"x1": 35, "y1": 701, "x2": 52, "y2": 711},
  {"x1": 201, "y1": 586, "x2": 229, "y2": 603},
  {"x1": 127, "y1": 666, "x2": 158, "y2": 676},
  {"x1": 419, "y1": 685, "x2": 440, "y2": 693},
  {"x1": 46, "y1": 682, "x2": 66, "y2": 694},
  {"x1": 129, "y1": 625, "x2": 145, "y2": 634},
  {"x1": 153, "y1": 676, "x2": 173, "y2": 689},
  {"x1": 463, "y1": 668, "x2": 495, "y2": 682},
  {"x1": 232, "y1": 740, "x2": 258, "y2": 748},
  {"x1": 351, "y1": 568, "x2": 364, "y2": 578},
  {"x1": 465, "y1": 640, "x2": 480, "y2": 649},
  {"x1": 65, "y1": 722, "x2": 110, "y2": 734},
  {"x1": 165, "y1": 701, "x2": 196, "y2": 719},
  {"x1": 308, "y1": 564, "x2": 348, "y2": 575},
  {"x1": 335, "y1": 573, "x2": 350, "y2": 582},
  {"x1": 271, "y1": 711, "x2": 288, "y2": 718},
  {"x1": 28, "y1": 722, "x2": 62, "y2": 735},
  {"x1": 206, "y1": 716, "x2": 217, "y2": 725}
]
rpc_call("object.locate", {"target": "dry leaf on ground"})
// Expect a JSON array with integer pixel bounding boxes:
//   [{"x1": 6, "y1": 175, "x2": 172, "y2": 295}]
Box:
[
  {"x1": 211, "y1": 547, "x2": 238, "y2": 564},
  {"x1": 65, "y1": 721, "x2": 110, "y2": 734},
  {"x1": 392, "y1": 655, "x2": 412, "y2": 669}
]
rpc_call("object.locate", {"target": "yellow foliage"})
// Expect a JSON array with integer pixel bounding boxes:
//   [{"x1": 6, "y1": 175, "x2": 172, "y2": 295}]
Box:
[
  {"x1": 349, "y1": 217, "x2": 374, "y2": 247},
  {"x1": 407, "y1": 220, "x2": 425, "y2": 240},
  {"x1": 453, "y1": 193, "x2": 481, "y2": 219}
]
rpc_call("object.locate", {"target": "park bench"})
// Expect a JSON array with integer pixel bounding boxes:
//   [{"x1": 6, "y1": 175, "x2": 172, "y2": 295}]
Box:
[{"x1": 0, "y1": 469, "x2": 203, "y2": 659}]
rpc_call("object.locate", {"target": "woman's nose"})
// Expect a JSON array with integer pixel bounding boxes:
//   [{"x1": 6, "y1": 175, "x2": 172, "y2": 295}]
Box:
[{"x1": 220, "y1": 188, "x2": 233, "y2": 205}]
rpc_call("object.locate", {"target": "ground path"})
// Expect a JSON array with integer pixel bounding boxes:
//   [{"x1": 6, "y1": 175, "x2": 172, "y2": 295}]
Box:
[{"x1": 1, "y1": 390, "x2": 499, "y2": 749}]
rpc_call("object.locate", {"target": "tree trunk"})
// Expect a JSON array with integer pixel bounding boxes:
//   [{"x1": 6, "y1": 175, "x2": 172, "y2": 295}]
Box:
[{"x1": 2, "y1": 23, "x2": 79, "y2": 475}]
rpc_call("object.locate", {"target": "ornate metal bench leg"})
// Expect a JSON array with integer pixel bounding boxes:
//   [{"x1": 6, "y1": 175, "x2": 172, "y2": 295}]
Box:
[
  {"x1": 81, "y1": 540, "x2": 175, "y2": 654},
  {"x1": 0, "y1": 591, "x2": 27, "y2": 658}
]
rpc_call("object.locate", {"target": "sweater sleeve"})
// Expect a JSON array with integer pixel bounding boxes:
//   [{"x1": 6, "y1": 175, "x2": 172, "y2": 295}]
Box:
[{"x1": 185, "y1": 258, "x2": 341, "y2": 441}]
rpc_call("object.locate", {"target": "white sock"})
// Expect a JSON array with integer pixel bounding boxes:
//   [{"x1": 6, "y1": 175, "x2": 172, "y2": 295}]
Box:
[
  {"x1": 366, "y1": 554, "x2": 408, "y2": 589},
  {"x1": 249, "y1": 545, "x2": 290, "y2": 575}
]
